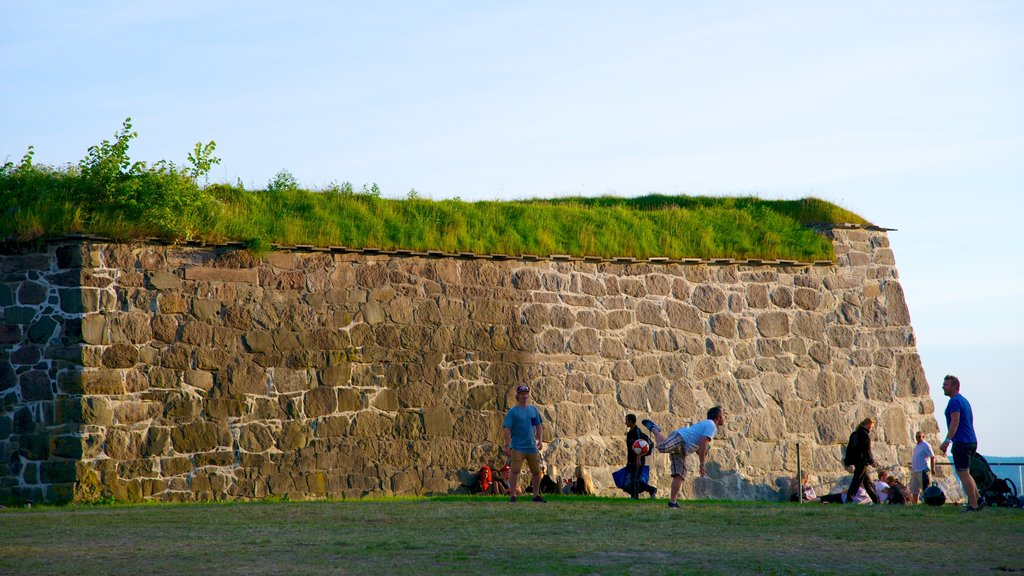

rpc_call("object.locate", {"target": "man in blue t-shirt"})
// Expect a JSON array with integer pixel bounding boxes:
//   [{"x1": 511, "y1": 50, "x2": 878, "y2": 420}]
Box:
[
  {"x1": 502, "y1": 384, "x2": 545, "y2": 503},
  {"x1": 642, "y1": 406, "x2": 725, "y2": 509},
  {"x1": 939, "y1": 374, "x2": 980, "y2": 511}
]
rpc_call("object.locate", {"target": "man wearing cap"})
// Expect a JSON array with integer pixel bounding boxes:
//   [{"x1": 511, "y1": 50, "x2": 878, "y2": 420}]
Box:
[{"x1": 503, "y1": 385, "x2": 546, "y2": 503}]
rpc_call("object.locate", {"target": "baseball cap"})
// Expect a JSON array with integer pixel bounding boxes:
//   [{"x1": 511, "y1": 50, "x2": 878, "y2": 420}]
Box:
[{"x1": 516, "y1": 385, "x2": 530, "y2": 394}]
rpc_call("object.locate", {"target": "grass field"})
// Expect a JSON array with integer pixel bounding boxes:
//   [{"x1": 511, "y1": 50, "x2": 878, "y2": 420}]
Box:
[{"x1": 2, "y1": 497, "x2": 1021, "y2": 575}]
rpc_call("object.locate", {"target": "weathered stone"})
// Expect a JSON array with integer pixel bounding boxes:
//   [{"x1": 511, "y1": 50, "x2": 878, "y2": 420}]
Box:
[
  {"x1": 204, "y1": 397, "x2": 245, "y2": 420},
  {"x1": 320, "y1": 364, "x2": 352, "y2": 387},
  {"x1": 180, "y1": 322, "x2": 213, "y2": 346},
  {"x1": 755, "y1": 312, "x2": 789, "y2": 338},
  {"x1": 148, "y1": 271, "x2": 181, "y2": 290},
  {"x1": 18, "y1": 281, "x2": 48, "y2": 305},
  {"x1": 80, "y1": 370, "x2": 126, "y2": 395},
  {"x1": 634, "y1": 300, "x2": 666, "y2": 326},
  {"x1": 794, "y1": 288, "x2": 821, "y2": 310},
  {"x1": 691, "y1": 285, "x2": 726, "y2": 313},
  {"x1": 158, "y1": 292, "x2": 189, "y2": 314},
  {"x1": 219, "y1": 358, "x2": 268, "y2": 396},
  {"x1": 421, "y1": 407, "x2": 453, "y2": 436},
  {"x1": 19, "y1": 370, "x2": 52, "y2": 401},
  {"x1": 338, "y1": 388, "x2": 363, "y2": 412},
  {"x1": 164, "y1": 391, "x2": 203, "y2": 421},
  {"x1": 143, "y1": 427, "x2": 171, "y2": 457},
  {"x1": 863, "y1": 368, "x2": 895, "y2": 401},
  {"x1": 171, "y1": 421, "x2": 230, "y2": 453},
  {"x1": 151, "y1": 315, "x2": 179, "y2": 342},
  {"x1": 304, "y1": 386, "x2": 338, "y2": 418},
  {"x1": 354, "y1": 409, "x2": 397, "y2": 436},
  {"x1": 792, "y1": 312, "x2": 825, "y2": 341},
  {"x1": 665, "y1": 301, "x2": 703, "y2": 334},
  {"x1": 884, "y1": 282, "x2": 911, "y2": 326},
  {"x1": 812, "y1": 409, "x2": 851, "y2": 445},
  {"x1": 770, "y1": 287, "x2": 793, "y2": 308},
  {"x1": 709, "y1": 314, "x2": 736, "y2": 338},
  {"x1": 372, "y1": 389, "x2": 399, "y2": 412},
  {"x1": 536, "y1": 329, "x2": 565, "y2": 354},
  {"x1": 83, "y1": 397, "x2": 114, "y2": 426},
  {"x1": 746, "y1": 284, "x2": 769, "y2": 308},
  {"x1": 568, "y1": 328, "x2": 600, "y2": 355},
  {"x1": 184, "y1": 267, "x2": 259, "y2": 283},
  {"x1": 102, "y1": 343, "x2": 138, "y2": 368},
  {"x1": 238, "y1": 423, "x2": 276, "y2": 452}
]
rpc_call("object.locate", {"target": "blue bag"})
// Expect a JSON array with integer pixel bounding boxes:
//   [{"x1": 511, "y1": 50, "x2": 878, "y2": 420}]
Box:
[{"x1": 612, "y1": 466, "x2": 650, "y2": 490}]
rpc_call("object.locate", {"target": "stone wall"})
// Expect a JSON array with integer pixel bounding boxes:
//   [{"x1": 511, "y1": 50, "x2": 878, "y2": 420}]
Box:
[{"x1": 0, "y1": 227, "x2": 938, "y2": 503}]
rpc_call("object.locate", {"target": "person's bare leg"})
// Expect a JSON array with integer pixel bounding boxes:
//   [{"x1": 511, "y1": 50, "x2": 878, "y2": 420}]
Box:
[
  {"x1": 531, "y1": 472, "x2": 541, "y2": 497},
  {"x1": 957, "y1": 469, "x2": 980, "y2": 508},
  {"x1": 670, "y1": 475, "x2": 683, "y2": 503}
]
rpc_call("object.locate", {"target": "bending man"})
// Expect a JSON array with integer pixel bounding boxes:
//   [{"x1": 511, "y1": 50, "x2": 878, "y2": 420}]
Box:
[{"x1": 642, "y1": 406, "x2": 725, "y2": 509}]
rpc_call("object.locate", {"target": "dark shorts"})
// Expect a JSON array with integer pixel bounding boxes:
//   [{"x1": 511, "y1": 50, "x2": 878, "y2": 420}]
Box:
[{"x1": 951, "y1": 442, "x2": 977, "y2": 471}]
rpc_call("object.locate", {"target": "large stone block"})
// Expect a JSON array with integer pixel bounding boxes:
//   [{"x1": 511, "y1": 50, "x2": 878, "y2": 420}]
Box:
[
  {"x1": 20, "y1": 370, "x2": 53, "y2": 401},
  {"x1": 756, "y1": 312, "x2": 790, "y2": 338},
  {"x1": 278, "y1": 420, "x2": 313, "y2": 451},
  {"x1": 567, "y1": 328, "x2": 600, "y2": 355},
  {"x1": 79, "y1": 370, "x2": 126, "y2": 395},
  {"x1": 319, "y1": 364, "x2": 352, "y2": 387},
  {"x1": 883, "y1": 282, "x2": 911, "y2": 326},
  {"x1": 304, "y1": 386, "x2": 338, "y2": 418},
  {"x1": 665, "y1": 301, "x2": 703, "y2": 334},
  {"x1": 102, "y1": 343, "x2": 138, "y2": 368},
  {"x1": 184, "y1": 267, "x2": 259, "y2": 283},
  {"x1": 171, "y1": 421, "x2": 230, "y2": 453},
  {"x1": 148, "y1": 271, "x2": 182, "y2": 290},
  {"x1": 204, "y1": 397, "x2": 245, "y2": 420},
  {"x1": 157, "y1": 292, "x2": 189, "y2": 315},
  {"x1": 421, "y1": 407, "x2": 452, "y2": 437},
  {"x1": 82, "y1": 397, "x2": 114, "y2": 426},
  {"x1": 219, "y1": 358, "x2": 268, "y2": 396}
]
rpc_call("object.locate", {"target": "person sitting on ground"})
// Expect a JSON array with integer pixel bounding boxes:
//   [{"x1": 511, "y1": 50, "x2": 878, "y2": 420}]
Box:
[
  {"x1": 874, "y1": 470, "x2": 891, "y2": 504},
  {"x1": 571, "y1": 465, "x2": 596, "y2": 495},
  {"x1": 790, "y1": 474, "x2": 817, "y2": 502},
  {"x1": 820, "y1": 486, "x2": 873, "y2": 504},
  {"x1": 487, "y1": 465, "x2": 513, "y2": 496},
  {"x1": 887, "y1": 476, "x2": 911, "y2": 505},
  {"x1": 474, "y1": 465, "x2": 493, "y2": 495},
  {"x1": 539, "y1": 465, "x2": 560, "y2": 494}
]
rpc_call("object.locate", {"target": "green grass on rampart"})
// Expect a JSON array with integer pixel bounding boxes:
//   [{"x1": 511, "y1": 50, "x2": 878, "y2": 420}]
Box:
[
  {"x1": 1, "y1": 498, "x2": 1021, "y2": 575},
  {"x1": 1, "y1": 120, "x2": 871, "y2": 261}
]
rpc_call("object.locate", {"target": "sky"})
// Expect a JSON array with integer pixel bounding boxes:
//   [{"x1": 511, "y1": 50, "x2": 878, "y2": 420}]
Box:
[{"x1": 2, "y1": 2, "x2": 1022, "y2": 456}]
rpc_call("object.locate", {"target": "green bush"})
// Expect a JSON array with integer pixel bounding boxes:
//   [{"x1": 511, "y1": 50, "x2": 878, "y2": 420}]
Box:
[{"x1": 1, "y1": 118, "x2": 221, "y2": 241}]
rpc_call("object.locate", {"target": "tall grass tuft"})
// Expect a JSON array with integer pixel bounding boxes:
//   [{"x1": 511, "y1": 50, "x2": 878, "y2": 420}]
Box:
[{"x1": 2, "y1": 122, "x2": 873, "y2": 261}]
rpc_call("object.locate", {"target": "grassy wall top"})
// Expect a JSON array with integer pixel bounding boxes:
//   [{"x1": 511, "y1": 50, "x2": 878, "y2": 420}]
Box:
[{"x1": 1, "y1": 120, "x2": 870, "y2": 261}]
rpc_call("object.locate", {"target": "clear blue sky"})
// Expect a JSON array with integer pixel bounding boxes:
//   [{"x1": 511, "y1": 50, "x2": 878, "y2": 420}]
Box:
[{"x1": 3, "y1": 2, "x2": 1021, "y2": 456}]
